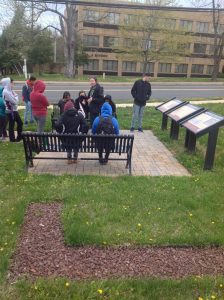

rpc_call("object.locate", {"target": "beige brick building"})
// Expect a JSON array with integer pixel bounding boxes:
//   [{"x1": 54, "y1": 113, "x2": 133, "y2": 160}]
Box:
[{"x1": 75, "y1": 2, "x2": 224, "y2": 78}]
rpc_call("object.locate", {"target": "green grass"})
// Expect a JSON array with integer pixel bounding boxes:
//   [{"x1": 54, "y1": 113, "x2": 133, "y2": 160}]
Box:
[
  {"x1": 0, "y1": 103, "x2": 224, "y2": 298},
  {"x1": 2, "y1": 73, "x2": 224, "y2": 82}
]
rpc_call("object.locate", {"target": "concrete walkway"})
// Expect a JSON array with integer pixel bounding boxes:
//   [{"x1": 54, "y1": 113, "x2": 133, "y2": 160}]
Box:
[{"x1": 29, "y1": 130, "x2": 190, "y2": 177}]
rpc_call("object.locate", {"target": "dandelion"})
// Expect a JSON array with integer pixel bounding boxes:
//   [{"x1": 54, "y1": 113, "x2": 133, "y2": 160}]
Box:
[
  {"x1": 0, "y1": 248, "x2": 4, "y2": 251},
  {"x1": 34, "y1": 286, "x2": 38, "y2": 290},
  {"x1": 97, "y1": 289, "x2": 103, "y2": 295},
  {"x1": 86, "y1": 221, "x2": 89, "y2": 225},
  {"x1": 137, "y1": 223, "x2": 142, "y2": 227},
  {"x1": 4, "y1": 242, "x2": 7, "y2": 246},
  {"x1": 211, "y1": 295, "x2": 216, "y2": 299},
  {"x1": 11, "y1": 221, "x2": 15, "y2": 225},
  {"x1": 211, "y1": 221, "x2": 215, "y2": 224},
  {"x1": 157, "y1": 207, "x2": 161, "y2": 210},
  {"x1": 149, "y1": 238, "x2": 153, "y2": 241},
  {"x1": 189, "y1": 213, "x2": 193, "y2": 217},
  {"x1": 219, "y1": 284, "x2": 223, "y2": 288},
  {"x1": 198, "y1": 297, "x2": 203, "y2": 300},
  {"x1": 65, "y1": 282, "x2": 70, "y2": 287},
  {"x1": 103, "y1": 241, "x2": 107, "y2": 245},
  {"x1": 117, "y1": 233, "x2": 120, "y2": 236}
]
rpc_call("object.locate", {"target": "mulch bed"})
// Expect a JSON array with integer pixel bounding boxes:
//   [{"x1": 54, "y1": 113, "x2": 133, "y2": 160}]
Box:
[{"x1": 9, "y1": 202, "x2": 224, "y2": 281}]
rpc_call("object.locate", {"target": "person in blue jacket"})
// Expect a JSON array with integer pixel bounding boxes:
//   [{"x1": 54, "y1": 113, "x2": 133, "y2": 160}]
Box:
[{"x1": 92, "y1": 102, "x2": 119, "y2": 164}]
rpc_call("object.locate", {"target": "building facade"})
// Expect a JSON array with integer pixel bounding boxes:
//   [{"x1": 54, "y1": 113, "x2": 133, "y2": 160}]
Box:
[{"x1": 75, "y1": 2, "x2": 224, "y2": 77}]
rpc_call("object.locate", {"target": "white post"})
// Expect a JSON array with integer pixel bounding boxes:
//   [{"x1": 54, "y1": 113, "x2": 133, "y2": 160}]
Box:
[
  {"x1": 103, "y1": 72, "x2": 105, "y2": 80},
  {"x1": 24, "y1": 58, "x2": 28, "y2": 79}
]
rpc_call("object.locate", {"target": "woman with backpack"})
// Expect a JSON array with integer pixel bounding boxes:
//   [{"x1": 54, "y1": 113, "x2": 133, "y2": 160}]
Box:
[
  {"x1": 87, "y1": 77, "x2": 104, "y2": 126},
  {"x1": 92, "y1": 102, "x2": 119, "y2": 165}
]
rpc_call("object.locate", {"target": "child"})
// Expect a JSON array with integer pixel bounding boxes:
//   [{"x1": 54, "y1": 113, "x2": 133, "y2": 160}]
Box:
[
  {"x1": 58, "y1": 91, "x2": 74, "y2": 115},
  {"x1": 74, "y1": 90, "x2": 89, "y2": 119},
  {"x1": 104, "y1": 95, "x2": 117, "y2": 118},
  {"x1": 0, "y1": 87, "x2": 7, "y2": 140}
]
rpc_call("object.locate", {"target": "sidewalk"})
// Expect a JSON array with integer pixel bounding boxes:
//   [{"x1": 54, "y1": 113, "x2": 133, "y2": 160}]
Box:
[{"x1": 29, "y1": 130, "x2": 190, "y2": 177}]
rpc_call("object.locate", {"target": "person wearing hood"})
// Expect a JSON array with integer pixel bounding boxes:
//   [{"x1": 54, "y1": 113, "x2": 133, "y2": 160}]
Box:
[
  {"x1": 1, "y1": 77, "x2": 23, "y2": 142},
  {"x1": 30, "y1": 80, "x2": 49, "y2": 133},
  {"x1": 92, "y1": 102, "x2": 119, "y2": 164},
  {"x1": 0, "y1": 86, "x2": 7, "y2": 140},
  {"x1": 74, "y1": 90, "x2": 89, "y2": 119},
  {"x1": 54, "y1": 100, "x2": 89, "y2": 164},
  {"x1": 22, "y1": 76, "x2": 36, "y2": 125}
]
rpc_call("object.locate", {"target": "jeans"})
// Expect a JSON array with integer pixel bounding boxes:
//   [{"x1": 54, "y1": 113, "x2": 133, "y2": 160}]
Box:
[
  {"x1": 131, "y1": 103, "x2": 145, "y2": 129},
  {"x1": 34, "y1": 115, "x2": 46, "y2": 133},
  {"x1": 7, "y1": 111, "x2": 23, "y2": 141},
  {"x1": 24, "y1": 101, "x2": 34, "y2": 123}
]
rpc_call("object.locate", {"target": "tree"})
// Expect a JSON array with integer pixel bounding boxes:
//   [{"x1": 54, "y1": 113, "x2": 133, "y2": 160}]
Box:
[
  {"x1": 117, "y1": 8, "x2": 192, "y2": 75},
  {"x1": 191, "y1": 0, "x2": 224, "y2": 80},
  {"x1": 27, "y1": 31, "x2": 53, "y2": 74}
]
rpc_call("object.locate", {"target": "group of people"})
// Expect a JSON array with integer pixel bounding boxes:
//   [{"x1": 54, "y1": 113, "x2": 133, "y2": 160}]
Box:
[{"x1": 0, "y1": 73, "x2": 151, "y2": 163}]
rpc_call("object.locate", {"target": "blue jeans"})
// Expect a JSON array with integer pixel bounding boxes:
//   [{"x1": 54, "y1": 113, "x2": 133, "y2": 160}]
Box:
[
  {"x1": 131, "y1": 103, "x2": 145, "y2": 129},
  {"x1": 24, "y1": 101, "x2": 34, "y2": 123}
]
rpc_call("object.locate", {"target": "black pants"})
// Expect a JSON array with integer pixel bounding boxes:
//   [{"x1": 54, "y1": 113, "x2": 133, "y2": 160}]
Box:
[
  {"x1": 0, "y1": 116, "x2": 7, "y2": 137},
  {"x1": 7, "y1": 112, "x2": 23, "y2": 141}
]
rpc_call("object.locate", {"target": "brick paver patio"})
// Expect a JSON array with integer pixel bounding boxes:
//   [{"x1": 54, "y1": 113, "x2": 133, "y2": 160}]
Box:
[{"x1": 29, "y1": 130, "x2": 190, "y2": 177}]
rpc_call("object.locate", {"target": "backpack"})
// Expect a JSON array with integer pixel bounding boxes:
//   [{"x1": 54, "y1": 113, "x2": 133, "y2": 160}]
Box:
[{"x1": 96, "y1": 116, "x2": 115, "y2": 134}]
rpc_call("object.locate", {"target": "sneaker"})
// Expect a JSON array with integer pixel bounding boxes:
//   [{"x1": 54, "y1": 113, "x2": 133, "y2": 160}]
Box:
[
  {"x1": 138, "y1": 128, "x2": 143, "y2": 132},
  {"x1": 130, "y1": 127, "x2": 134, "y2": 132}
]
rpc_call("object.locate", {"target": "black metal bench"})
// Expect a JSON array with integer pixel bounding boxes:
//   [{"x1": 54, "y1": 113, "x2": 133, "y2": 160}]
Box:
[{"x1": 22, "y1": 132, "x2": 134, "y2": 175}]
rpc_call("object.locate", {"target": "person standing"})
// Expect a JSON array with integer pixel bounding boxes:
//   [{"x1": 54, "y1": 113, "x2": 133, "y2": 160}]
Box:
[
  {"x1": 87, "y1": 77, "x2": 104, "y2": 126},
  {"x1": 130, "y1": 73, "x2": 151, "y2": 132},
  {"x1": 0, "y1": 87, "x2": 7, "y2": 140},
  {"x1": 22, "y1": 76, "x2": 36, "y2": 125},
  {"x1": 1, "y1": 77, "x2": 23, "y2": 142},
  {"x1": 30, "y1": 80, "x2": 49, "y2": 133},
  {"x1": 74, "y1": 90, "x2": 89, "y2": 119}
]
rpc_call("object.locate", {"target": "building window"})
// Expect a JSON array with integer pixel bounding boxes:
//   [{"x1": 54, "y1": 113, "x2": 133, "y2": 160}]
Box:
[
  {"x1": 124, "y1": 14, "x2": 139, "y2": 25},
  {"x1": 123, "y1": 38, "x2": 136, "y2": 47},
  {"x1": 191, "y1": 64, "x2": 204, "y2": 74},
  {"x1": 142, "y1": 39, "x2": 157, "y2": 50},
  {"x1": 193, "y1": 43, "x2": 207, "y2": 54},
  {"x1": 103, "y1": 60, "x2": 118, "y2": 71},
  {"x1": 209, "y1": 44, "x2": 214, "y2": 54},
  {"x1": 103, "y1": 36, "x2": 119, "y2": 48},
  {"x1": 83, "y1": 35, "x2": 99, "y2": 47},
  {"x1": 83, "y1": 60, "x2": 99, "y2": 71},
  {"x1": 180, "y1": 20, "x2": 193, "y2": 31},
  {"x1": 140, "y1": 62, "x2": 154, "y2": 73},
  {"x1": 158, "y1": 63, "x2": 172, "y2": 73},
  {"x1": 122, "y1": 61, "x2": 137, "y2": 72},
  {"x1": 104, "y1": 12, "x2": 120, "y2": 25},
  {"x1": 218, "y1": 24, "x2": 224, "y2": 34},
  {"x1": 175, "y1": 64, "x2": 188, "y2": 73},
  {"x1": 207, "y1": 65, "x2": 214, "y2": 75},
  {"x1": 196, "y1": 22, "x2": 209, "y2": 33},
  {"x1": 84, "y1": 10, "x2": 100, "y2": 22}
]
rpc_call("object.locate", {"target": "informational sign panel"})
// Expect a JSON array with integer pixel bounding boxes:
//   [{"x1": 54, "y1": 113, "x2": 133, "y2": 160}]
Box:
[
  {"x1": 168, "y1": 104, "x2": 202, "y2": 122},
  {"x1": 156, "y1": 99, "x2": 183, "y2": 113},
  {"x1": 182, "y1": 111, "x2": 224, "y2": 135}
]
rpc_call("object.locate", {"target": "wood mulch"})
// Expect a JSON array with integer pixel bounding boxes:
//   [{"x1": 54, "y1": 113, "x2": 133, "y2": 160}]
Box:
[{"x1": 9, "y1": 202, "x2": 224, "y2": 281}]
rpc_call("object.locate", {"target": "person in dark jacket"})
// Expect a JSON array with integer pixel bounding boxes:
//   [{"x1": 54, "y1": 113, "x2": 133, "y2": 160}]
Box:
[
  {"x1": 130, "y1": 73, "x2": 151, "y2": 132},
  {"x1": 0, "y1": 87, "x2": 7, "y2": 140},
  {"x1": 74, "y1": 90, "x2": 89, "y2": 119},
  {"x1": 87, "y1": 77, "x2": 104, "y2": 126},
  {"x1": 92, "y1": 102, "x2": 119, "y2": 164},
  {"x1": 104, "y1": 94, "x2": 117, "y2": 118},
  {"x1": 57, "y1": 91, "x2": 75, "y2": 115},
  {"x1": 55, "y1": 100, "x2": 89, "y2": 164},
  {"x1": 22, "y1": 76, "x2": 36, "y2": 125}
]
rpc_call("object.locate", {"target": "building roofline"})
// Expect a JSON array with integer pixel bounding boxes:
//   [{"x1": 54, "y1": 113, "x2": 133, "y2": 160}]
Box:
[{"x1": 32, "y1": 0, "x2": 224, "y2": 12}]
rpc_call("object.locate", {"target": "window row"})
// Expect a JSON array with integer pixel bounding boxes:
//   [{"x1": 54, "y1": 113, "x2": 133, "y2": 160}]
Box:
[
  {"x1": 83, "y1": 10, "x2": 224, "y2": 34},
  {"x1": 83, "y1": 35, "x2": 216, "y2": 54},
  {"x1": 83, "y1": 60, "x2": 214, "y2": 74}
]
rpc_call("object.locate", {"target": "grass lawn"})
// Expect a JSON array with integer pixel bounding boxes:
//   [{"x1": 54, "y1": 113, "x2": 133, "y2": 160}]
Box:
[
  {"x1": 4, "y1": 73, "x2": 224, "y2": 83},
  {"x1": 0, "y1": 103, "x2": 224, "y2": 299}
]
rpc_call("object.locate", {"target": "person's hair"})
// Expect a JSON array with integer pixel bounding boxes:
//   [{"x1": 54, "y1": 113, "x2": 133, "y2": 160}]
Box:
[
  {"x1": 79, "y1": 90, "x2": 86, "y2": 96},
  {"x1": 63, "y1": 91, "x2": 71, "y2": 99},
  {"x1": 142, "y1": 73, "x2": 150, "y2": 77},
  {"x1": 89, "y1": 76, "x2": 98, "y2": 83},
  {"x1": 29, "y1": 76, "x2": 36, "y2": 81},
  {"x1": 10, "y1": 78, "x2": 14, "y2": 83}
]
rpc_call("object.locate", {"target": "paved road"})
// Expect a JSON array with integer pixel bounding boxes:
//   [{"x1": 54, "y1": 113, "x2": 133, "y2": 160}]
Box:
[{"x1": 14, "y1": 82, "x2": 224, "y2": 103}]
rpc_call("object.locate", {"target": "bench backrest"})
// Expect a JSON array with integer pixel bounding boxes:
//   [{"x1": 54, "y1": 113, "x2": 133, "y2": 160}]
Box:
[{"x1": 22, "y1": 132, "x2": 134, "y2": 155}]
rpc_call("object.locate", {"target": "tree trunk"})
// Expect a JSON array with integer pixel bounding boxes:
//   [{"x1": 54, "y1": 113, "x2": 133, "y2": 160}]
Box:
[{"x1": 62, "y1": 4, "x2": 76, "y2": 78}]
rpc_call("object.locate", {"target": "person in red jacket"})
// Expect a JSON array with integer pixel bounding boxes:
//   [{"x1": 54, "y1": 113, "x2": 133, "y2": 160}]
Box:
[{"x1": 30, "y1": 80, "x2": 49, "y2": 133}]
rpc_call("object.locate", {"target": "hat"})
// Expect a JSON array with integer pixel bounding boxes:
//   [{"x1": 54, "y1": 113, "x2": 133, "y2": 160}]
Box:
[
  {"x1": 64, "y1": 100, "x2": 74, "y2": 111},
  {"x1": 104, "y1": 95, "x2": 112, "y2": 101}
]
